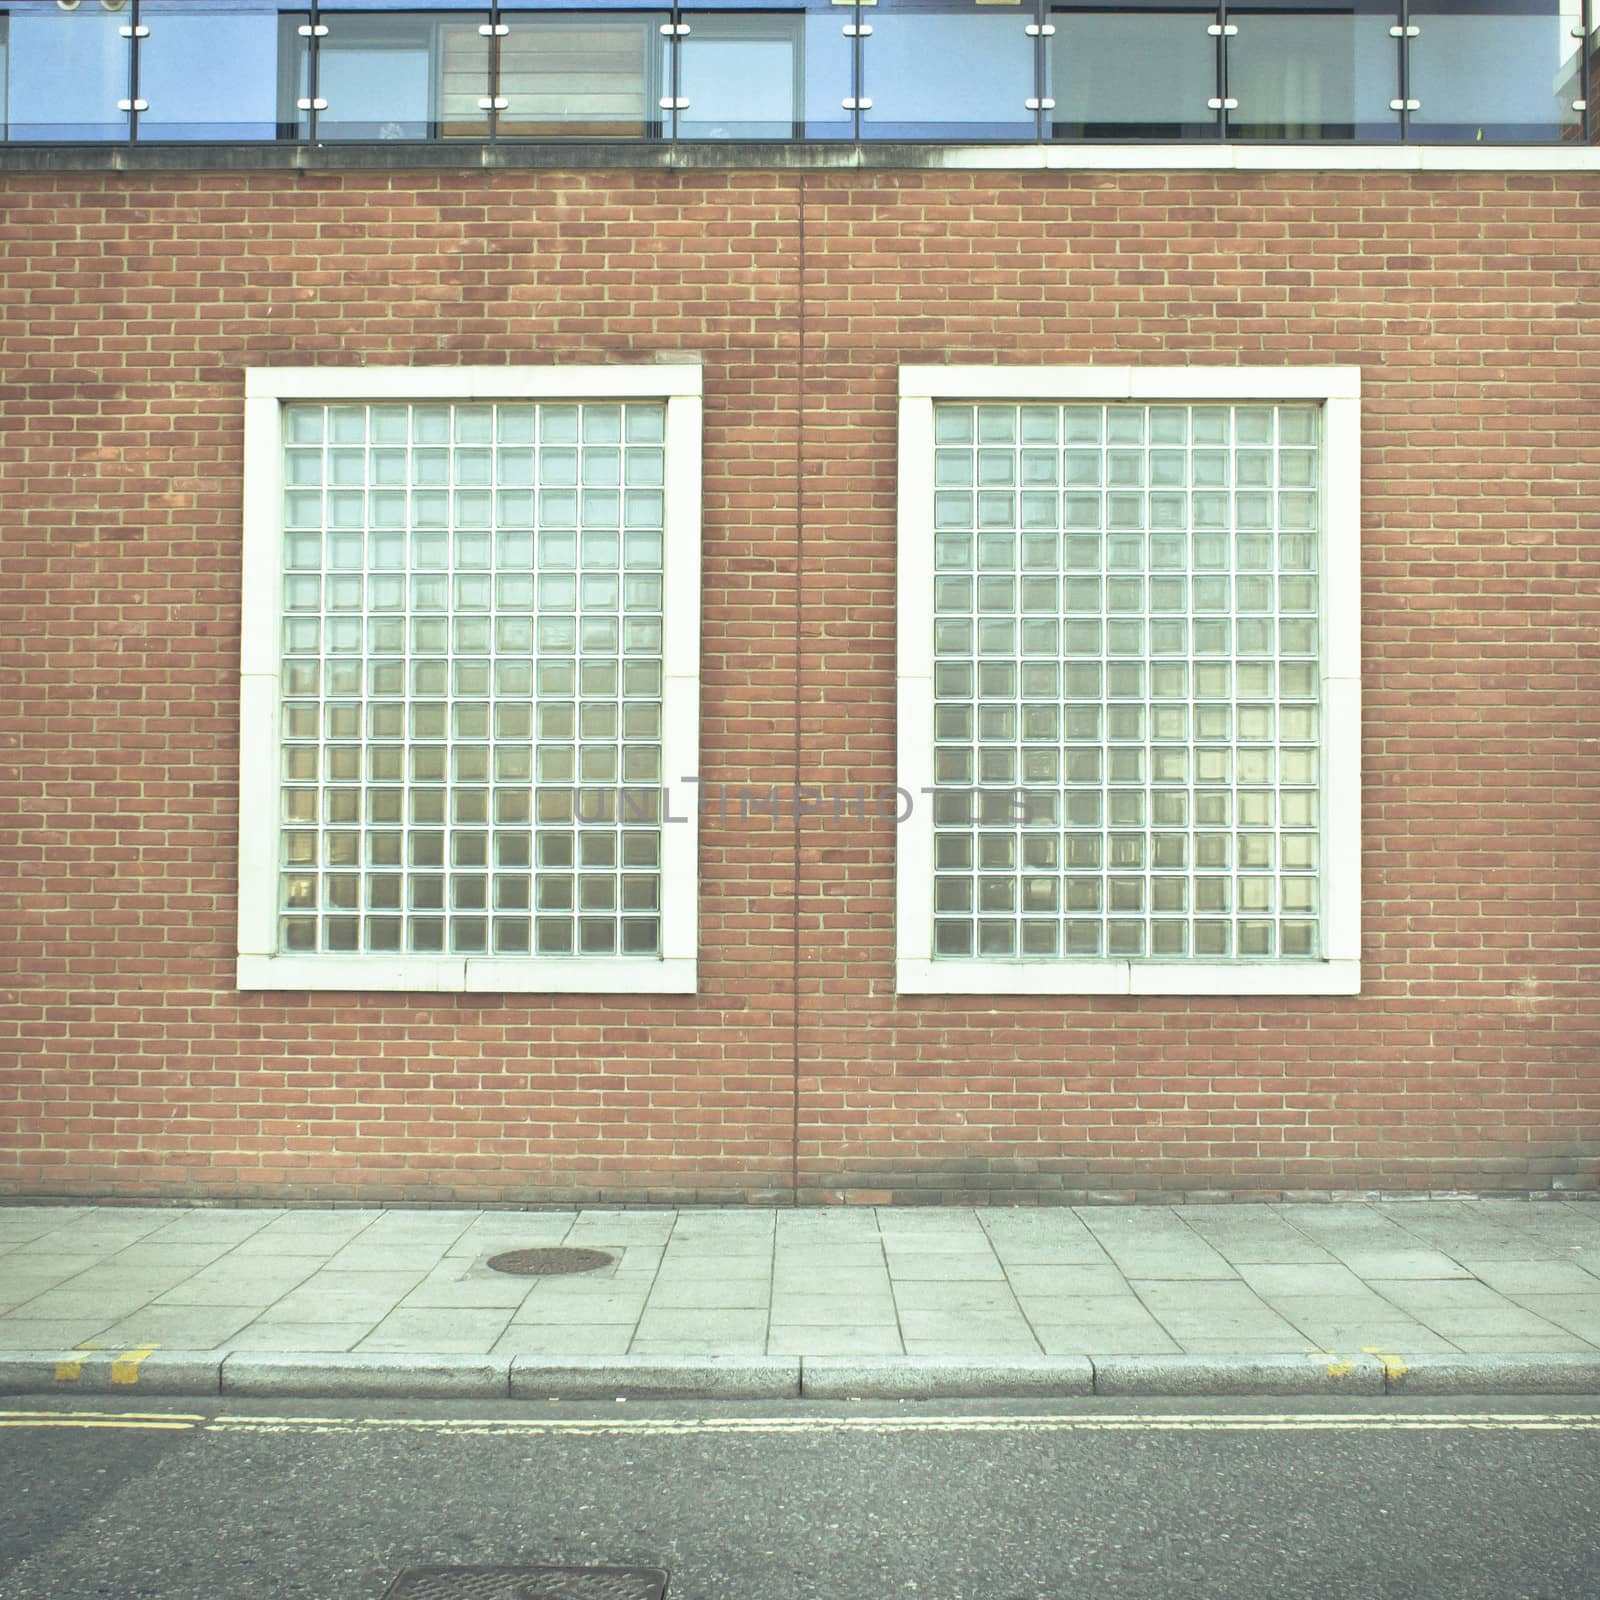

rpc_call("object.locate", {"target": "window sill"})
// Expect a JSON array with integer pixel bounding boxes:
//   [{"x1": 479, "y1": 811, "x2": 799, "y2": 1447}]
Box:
[
  {"x1": 237, "y1": 955, "x2": 697, "y2": 995},
  {"x1": 896, "y1": 959, "x2": 1361, "y2": 997}
]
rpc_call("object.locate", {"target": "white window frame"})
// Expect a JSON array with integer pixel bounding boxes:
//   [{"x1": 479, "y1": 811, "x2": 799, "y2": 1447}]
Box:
[
  {"x1": 896, "y1": 364, "x2": 1361, "y2": 997},
  {"x1": 238, "y1": 364, "x2": 702, "y2": 994}
]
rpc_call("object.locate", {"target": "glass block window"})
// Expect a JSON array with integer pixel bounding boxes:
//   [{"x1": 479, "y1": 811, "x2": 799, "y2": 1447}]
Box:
[
  {"x1": 898, "y1": 368, "x2": 1360, "y2": 997},
  {"x1": 929, "y1": 401, "x2": 1320, "y2": 963},
  {"x1": 241, "y1": 367, "x2": 701, "y2": 994},
  {"x1": 276, "y1": 399, "x2": 668, "y2": 961}
]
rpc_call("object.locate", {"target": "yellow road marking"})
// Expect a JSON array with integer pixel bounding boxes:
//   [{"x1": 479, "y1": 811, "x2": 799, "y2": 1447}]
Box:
[
  {"x1": 0, "y1": 1410, "x2": 205, "y2": 1421},
  {"x1": 0, "y1": 1419, "x2": 196, "y2": 1431},
  {"x1": 111, "y1": 1344, "x2": 160, "y2": 1385},
  {"x1": 1315, "y1": 1349, "x2": 1355, "y2": 1379},
  {"x1": 53, "y1": 1342, "x2": 98, "y2": 1382}
]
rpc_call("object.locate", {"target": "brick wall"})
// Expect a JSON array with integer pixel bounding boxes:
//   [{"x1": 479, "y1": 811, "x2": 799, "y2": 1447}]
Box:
[{"x1": 1, "y1": 166, "x2": 1596, "y2": 1204}]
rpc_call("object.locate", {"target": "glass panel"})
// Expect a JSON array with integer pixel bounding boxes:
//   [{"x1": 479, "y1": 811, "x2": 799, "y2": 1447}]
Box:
[
  {"x1": 1409, "y1": 0, "x2": 1586, "y2": 142},
  {"x1": 676, "y1": 11, "x2": 803, "y2": 139},
  {"x1": 929, "y1": 400, "x2": 1323, "y2": 962},
  {"x1": 277, "y1": 398, "x2": 666, "y2": 959},
  {"x1": 499, "y1": 10, "x2": 666, "y2": 138},
  {"x1": 313, "y1": 8, "x2": 490, "y2": 140},
  {"x1": 4, "y1": 1, "x2": 129, "y2": 141},
  {"x1": 861, "y1": 1, "x2": 1037, "y2": 140},
  {"x1": 137, "y1": 2, "x2": 287, "y2": 142},
  {"x1": 1226, "y1": 3, "x2": 1401, "y2": 140},
  {"x1": 1048, "y1": 6, "x2": 1220, "y2": 139}
]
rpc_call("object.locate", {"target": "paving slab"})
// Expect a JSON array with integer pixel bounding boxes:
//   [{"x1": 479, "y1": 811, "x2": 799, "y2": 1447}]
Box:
[
  {"x1": 492, "y1": 1325, "x2": 634, "y2": 1357},
  {"x1": 1334, "y1": 1248, "x2": 1475, "y2": 1279},
  {"x1": 225, "y1": 1322, "x2": 371, "y2": 1352},
  {"x1": 3, "y1": 1200, "x2": 1598, "y2": 1399},
  {"x1": 892, "y1": 1280, "x2": 1023, "y2": 1313},
  {"x1": 771, "y1": 1265, "x2": 891, "y2": 1294},
  {"x1": 400, "y1": 1268, "x2": 537, "y2": 1311},
  {"x1": 630, "y1": 1337, "x2": 769, "y2": 1356},
  {"x1": 767, "y1": 1327, "x2": 906, "y2": 1356},
  {"x1": 356, "y1": 1308, "x2": 515, "y2": 1353},
  {"x1": 1461, "y1": 1260, "x2": 1600, "y2": 1295},
  {"x1": 1032, "y1": 1327, "x2": 1182, "y2": 1356},
  {"x1": 635, "y1": 1279, "x2": 770, "y2": 1311},
  {"x1": 1504, "y1": 1293, "x2": 1600, "y2": 1343},
  {"x1": 769, "y1": 1293, "x2": 899, "y2": 1327},
  {"x1": 88, "y1": 1307, "x2": 264, "y2": 1349},
  {"x1": 882, "y1": 1251, "x2": 1008, "y2": 1282},
  {"x1": 772, "y1": 1244, "x2": 889, "y2": 1271},
  {"x1": 632, "y1": 1309, "x2": 768, "y2": 1343},
  {"x1": 510, "y1": 1291, "x2": 646, "y2": 1326},
  {"x1": 901, "y1": 1338, "x2": 1045, "y2": 1359},
  {"x1": 1002, "y1": 1264, "x2": 1130, "y2": 1297}
]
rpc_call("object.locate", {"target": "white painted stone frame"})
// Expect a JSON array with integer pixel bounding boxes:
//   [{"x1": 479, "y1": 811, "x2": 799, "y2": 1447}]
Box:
[
  {"x1": 896, "y1": 365, "x2": 1361, "y2": 997},
  {"x1": 238, "y1": 365, "x2": 702, "y2": 994}
]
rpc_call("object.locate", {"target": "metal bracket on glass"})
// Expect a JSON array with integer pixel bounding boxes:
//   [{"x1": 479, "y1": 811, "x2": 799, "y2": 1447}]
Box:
[
  {"x1": 117, "y1": 99, "x2": 149, "y2": 113},
  {"x1": 1025, "y1": 23, "x2": 1057, "y2": 36},
  {"x1": 1389, "y1": 98, "x2": 1421, "y2": 111},
  {"x1": 478, "y1": 98, "x2": 510, "y2": 111},
  {"x1": 1575, "y1": 100, "x2": 1590, "y2": 111},
  {"x1": 298, "y1": 23, "x2": 330, "y2": 37},
  {"x1": 842, "y1": 98, "x2": 873, "y2": 110},
  {"x1": 660, "y1": 97, "x2": 690, "y2": 111},
  {"x1": 119, "y1": 25, "x2": 149, "y2": 39},
  {"x1": 1389, "y1": 24, "x2": 1420, "y2": 36},
  {"x1": 659, "y1": 23, "x2": 690, "y2": 36},
  {"x1": 1207, "y1": 24, "x2": 1239, "y2": 36},
  {"x1": 480, "y1": 23, "x2": 509, "y2": 36},
  {"x1": 1025, "y1": 99, "x2": 1056, "y2": 111},
  {"x1": 1207, "y1": 97, "x2": 1239, "y2": 110},
  {"x1": 843, "y1": 25, "x2": 873, "y2": 36},
  {"x1": 297, "y1": 98, "x2": 329, "y2": 112}
]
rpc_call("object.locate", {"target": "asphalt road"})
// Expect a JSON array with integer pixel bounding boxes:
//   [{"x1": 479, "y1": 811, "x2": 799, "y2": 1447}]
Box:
[{"x1": 2, "y1": 1395, "x2": 1598, "y2": 1600}]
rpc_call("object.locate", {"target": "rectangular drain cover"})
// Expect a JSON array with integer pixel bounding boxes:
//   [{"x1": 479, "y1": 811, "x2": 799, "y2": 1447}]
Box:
[{"x1": 383, "y1": 1567, "x2": 669, "y2": 1600}]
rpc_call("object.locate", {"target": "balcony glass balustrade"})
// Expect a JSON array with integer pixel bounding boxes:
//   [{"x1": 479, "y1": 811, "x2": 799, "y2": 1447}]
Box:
[{"x1": 0, "y1": 0, "x2": 1592, "y2": 147}]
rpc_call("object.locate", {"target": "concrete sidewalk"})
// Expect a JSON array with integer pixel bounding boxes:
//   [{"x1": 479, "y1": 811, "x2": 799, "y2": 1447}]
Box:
[{"x1": 2, "y1": 1199, "x2": 1598, "y2": 1399}]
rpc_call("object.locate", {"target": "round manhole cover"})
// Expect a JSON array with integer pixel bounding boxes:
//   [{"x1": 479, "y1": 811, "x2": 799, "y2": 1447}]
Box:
[{"x1": 485, "y1": 1247, "x2": 615, "y2": 1276}]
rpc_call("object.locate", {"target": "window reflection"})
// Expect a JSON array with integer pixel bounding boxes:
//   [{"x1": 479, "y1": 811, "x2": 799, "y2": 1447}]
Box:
[
  {"x1": 1049, "y1": 7, "x2": 1220, "y2": 140},
  {"x1": 139, "y1": 3, "x2": 284, "y2": 141},
  {"x1": 311, "y1": 8, "x2": 490, "y2": 140},
  {"x1": 862, "y1": 2, "x2": 1036, "y2": 141},
  {"x1": 1408, "y1": 0, "x2": 1585, "y2": 142},
  {"x1": 4, "y1": 0, "x2": 129, "y2": 141},
  {"x1": 676, "y1": 14, "x2": 800, "y2": 140},
  {"x1": 498, "y1": 11, "x2": 665, "y2": 139},
  {"x1": 1227, "y1": 4, "x2": 1399, "y2": 140}
]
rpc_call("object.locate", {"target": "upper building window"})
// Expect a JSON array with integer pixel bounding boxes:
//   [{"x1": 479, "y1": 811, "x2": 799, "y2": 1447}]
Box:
[
  {"x1": 896, "y1": 366, "x2": 1360, "y2": 996},
  {"x1": 239, "y1": 366, "x2": 702, "y2": 993}
]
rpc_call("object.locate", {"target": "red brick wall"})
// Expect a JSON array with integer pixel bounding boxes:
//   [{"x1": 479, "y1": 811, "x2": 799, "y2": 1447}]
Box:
[{"x1": 1, "y1": 166, "x2": 1596, "y2": 1204}]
